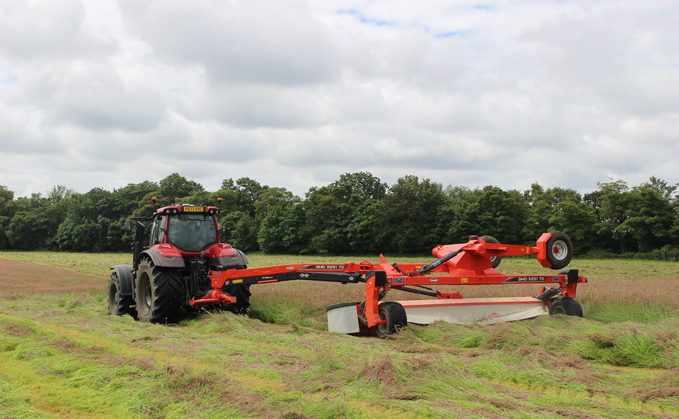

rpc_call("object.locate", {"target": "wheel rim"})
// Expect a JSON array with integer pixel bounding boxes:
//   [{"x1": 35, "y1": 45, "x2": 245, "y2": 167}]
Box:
[
  {"x1": 552, "y1": 304, "x2": 565, "y2": 315},
  {"x1": 108, "y1": 283, "x2": 119, "y2": 312},
  {"x1": 376, "y1": 306, "x2": 389, "y2": 335},
  {"x1": 551, "y1": 240, "x2": 568, "y2": 261},
  {"x1": 139, "y1": 273, "x2": 152, "y2": 315}
]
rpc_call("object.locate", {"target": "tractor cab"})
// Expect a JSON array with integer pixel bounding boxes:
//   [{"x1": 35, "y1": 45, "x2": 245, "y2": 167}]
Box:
[{"x1": 149, "y1": 205, "x2": 220, "y2": 253}]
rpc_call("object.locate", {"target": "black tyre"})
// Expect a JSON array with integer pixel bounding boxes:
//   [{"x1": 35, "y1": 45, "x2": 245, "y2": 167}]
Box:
[
  {"x1": 549, "y1": 297, "x2": 583, "y2": 317},
  {"x1": 108, "y1": 271, "x2": 136, "y2": 317},
  {"x1": 135, "y1": 259, "x2": 184, "y2": 323},
  {"x1": 222, "y1": 284, "x2": 251, "y2": 314},
  {"x1": 480, "y1": 235, "x2": 502, "y2": 269},
  {"x1": 545, "y1": 231, "x2": 573, "y2": 270},
  {"x1": 375, "y1": 302, "x2": 408, "y2": 338}
]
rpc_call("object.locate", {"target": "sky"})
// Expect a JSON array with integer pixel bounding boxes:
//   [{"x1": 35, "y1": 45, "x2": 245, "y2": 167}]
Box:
[{"x1": 1, "y1": 0, "x2": 678, "y2": 199}]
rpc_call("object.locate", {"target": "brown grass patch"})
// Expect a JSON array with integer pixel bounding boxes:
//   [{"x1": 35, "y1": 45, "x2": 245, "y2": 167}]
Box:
[
  {"x1": 359, "y1": 356, "x2": 397, "y2": 386},
  {"x1": 0, "y1": 258, "x2": 104, "y2": 297},
  {"x1": 632, "y1": 368, "x2": 679, "y2": 401},
  {"x1": 3, "y1": 323, "x2": 33, "y2": 336}
]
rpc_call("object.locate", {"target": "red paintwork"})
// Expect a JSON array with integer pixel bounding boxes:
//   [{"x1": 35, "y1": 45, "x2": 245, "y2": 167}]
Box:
[
  {"x1": 149, "y1": 205, "x2": 239, "y2": 260},
  {"x1": 192, "y1": 234, "x2": 587, "y2": 331}
]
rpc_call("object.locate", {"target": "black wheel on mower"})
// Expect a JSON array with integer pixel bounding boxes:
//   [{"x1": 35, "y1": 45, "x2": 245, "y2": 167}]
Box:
[
  {"x1": 108, "y1": 271, "x2": 136, "y2": 317},
  {"x1": 375, "y1": 302, "x2": 408, "y2": 338},
  {"x1": 135, "y1": 259, "x2": 183, "y2": 323},
  {"x1": 222, "y1": 284, "x2": 251, "y2": 314},
  {"x1": 545, "y1": 231, "x2": 573, "y2": 270},
  {"x1": 549, "y1": 297, "x2": 583, "y2": 317},
  {"x1": 480, "y1": 235, "x2": 502, "y2": 269}
]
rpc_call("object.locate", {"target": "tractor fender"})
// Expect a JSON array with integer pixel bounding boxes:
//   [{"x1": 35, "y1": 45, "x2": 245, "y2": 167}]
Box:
[
  {"x1": 141, "y1": 248, "x2": 186, "y2": 268},
  {"x1": 210, "y1": 248, "x2": 249, "y2": 269},
  {"x1": 110, "y1": 265, "x2": 134, "y2": 296}
]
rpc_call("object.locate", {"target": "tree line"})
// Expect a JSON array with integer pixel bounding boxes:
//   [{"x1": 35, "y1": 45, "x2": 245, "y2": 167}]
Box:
[{"x1": 1, "y1": 172, "x2": 677, "y2": 260}]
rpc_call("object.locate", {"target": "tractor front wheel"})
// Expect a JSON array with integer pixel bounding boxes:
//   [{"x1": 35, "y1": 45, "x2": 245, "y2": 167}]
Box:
[
  {"x1": 108, "y1": 271, "x2": 136, "y2": 317},
  {"x1": 375, "y1": 302, "x2": 408, "y2": 338},
  {"x1": 135, "y1": 259, "x2": 183, "y2": 323},
  {"x1": 549, "y1": 297, "x2": 583, "y2": 317},
  {"x1": 222, "y1": 284, "x2": 251, "y2": 314}
]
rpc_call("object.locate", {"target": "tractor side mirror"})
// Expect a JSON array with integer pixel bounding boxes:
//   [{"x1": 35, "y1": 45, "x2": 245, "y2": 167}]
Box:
[{"x1": 124, "y1": 221, "x2": 133, "y2": 234}]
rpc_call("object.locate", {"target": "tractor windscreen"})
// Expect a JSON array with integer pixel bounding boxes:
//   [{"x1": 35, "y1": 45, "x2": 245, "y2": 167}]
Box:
[{"x1": 167, "y1": 213, "x2": 218, "y2": 252}]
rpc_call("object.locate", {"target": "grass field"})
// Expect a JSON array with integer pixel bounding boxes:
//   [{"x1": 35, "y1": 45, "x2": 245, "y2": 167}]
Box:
[{"x1": 1, "y1": 251, "x2": 678, "y2": 418}]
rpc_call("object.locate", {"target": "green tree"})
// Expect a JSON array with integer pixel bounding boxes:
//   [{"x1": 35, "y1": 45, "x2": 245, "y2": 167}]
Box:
[
  {"x1": 616, "y1": 177, "x2": 676, "y2": 251},
  {"x1": 256, "y1": 188, "x2": 303, "y2": 253},
  {"x1": 524, "y1": 183, "x2": 582, "y2": 241},
  {"x1": 222, "y1": 177, "x2": 269, "y2": 216},
  {"x1": 5, "y1": 189, "x2": 70, "y2": 250},
  {"x1": 6, "y1": 209, "x2": 52, "y2": 250},
  {"x1": 219, "y1": 210, "x2": 259, "y2": 251},
  {"x1": 303, "y1": 188, "x2": 340, "y2": 253},
  {"x1": 437, "y1": 186, "x2": 480, "y2": 243},
  {"x1": 159, "y1": 173, "x2": 204, "y2": 203},
  {"x1": 459, "y1": 186, "x2": 528, "y2": 244},
  {"x1": 326, "y1": 172, "x2": 387, "y2": 254},
  {"x1": 53, "y1": 188, "x2": 126, "y2": 252},
  {"x1": 376, "y1": 176, "x2": 445, "y2": 254},
  {"x1": 594, "y1": 179, "x2": 635, "y2": 253},
  {"x1": 548, "y1": 199, "x2": 597, "y2": 253},
  {"x1": 0, "y1": 186, "x2": 15, "y2": 249},
  {"x1": 112, "y1": 181, "x2": 159, "y2": 216},
  {"x1": 5, "y1": 193, "x2": 51, "y2": 250}
]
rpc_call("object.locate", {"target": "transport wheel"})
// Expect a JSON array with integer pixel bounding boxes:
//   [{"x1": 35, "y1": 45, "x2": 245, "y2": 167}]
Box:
[
  {"x1": 222, "y1": 284, "x2": 251, "y2": 314},
  {"x1": 108, "y1": 271, "x2": 136, "y2": 317},
  {"x1": 545, "y1": 231, "x2": 573, "y2": 270},
  {"x1": 136, "y1": 259, "x2": 183, "y2": 323},
  {"x1": 480, "y1": 235, "x2": 502, "y2": 268},
  {"x1": 375, "y1": 302, "x2": 408, "y2": 338},
  {"x1": 549, "y1": 297, "x2": 583, "y2": 317}
]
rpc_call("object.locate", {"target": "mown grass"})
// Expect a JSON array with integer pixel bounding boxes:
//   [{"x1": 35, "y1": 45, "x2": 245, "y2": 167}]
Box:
[{"x1": 1, "y1": 252, "x2": 679, "y2": 418}]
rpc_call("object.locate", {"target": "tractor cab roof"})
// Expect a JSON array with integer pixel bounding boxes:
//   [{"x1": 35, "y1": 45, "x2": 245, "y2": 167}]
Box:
[{"x1": 154, "y1": 204, "x2": 220, "y2": 217}]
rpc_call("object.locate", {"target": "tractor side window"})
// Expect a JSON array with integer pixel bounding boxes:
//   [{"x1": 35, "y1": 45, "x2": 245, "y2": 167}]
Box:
[{"x1": 149, "y1": 215, "x2": 166, "y2": 245}]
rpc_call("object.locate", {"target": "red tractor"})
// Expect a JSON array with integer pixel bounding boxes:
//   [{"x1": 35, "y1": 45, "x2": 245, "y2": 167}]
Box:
[{"x1": 108, "y1": 202, "x2": 250, "y2": 323}]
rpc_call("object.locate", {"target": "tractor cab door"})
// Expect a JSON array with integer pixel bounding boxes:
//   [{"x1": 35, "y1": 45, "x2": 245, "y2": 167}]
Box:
[{"x1": 149, "y1": 215, "x2": 166, "y2": 246}]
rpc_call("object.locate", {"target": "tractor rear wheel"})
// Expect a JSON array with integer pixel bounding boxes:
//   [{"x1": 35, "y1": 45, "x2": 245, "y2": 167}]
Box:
[
  {"x1": 222, "y1": 284, "x2": 251, "y2": 314},
  {"x1": 135, "y1": 259, "x2": 183, "y2": 323},
  {"x1": 480, "y1": 235, "x2": 502, "y2": 268},
  {"x1": 108, "y1": 271, "x2": 136, "y2": 317},
  {"x1": 545, "y1": 231, "x2": 573, "y2": 270},
  {"x1": 375, "y1": 302, "x2": 408, "y2": 338},
  {"x1": 549, "y1": 297, "x2": 583, "y2": 317}
]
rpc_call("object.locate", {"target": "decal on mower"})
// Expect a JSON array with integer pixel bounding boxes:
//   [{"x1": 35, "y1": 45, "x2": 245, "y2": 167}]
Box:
[
  {"x1": 503, "y1": 276, "x2": 549, "y2": 283},
  {"x1": 300, "y1": 265, "x2": 348, "y2": 270}
]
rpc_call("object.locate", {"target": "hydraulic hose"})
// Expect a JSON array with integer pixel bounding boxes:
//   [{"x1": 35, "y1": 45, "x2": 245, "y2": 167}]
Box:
[{"x1": 417, "y1": 248, "x2": 464, "y2": 274}]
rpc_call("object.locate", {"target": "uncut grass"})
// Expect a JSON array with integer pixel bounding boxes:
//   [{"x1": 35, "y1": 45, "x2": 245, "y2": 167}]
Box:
[{"x1": 3, "y1": 253, "x2": 679, "y2": 417}]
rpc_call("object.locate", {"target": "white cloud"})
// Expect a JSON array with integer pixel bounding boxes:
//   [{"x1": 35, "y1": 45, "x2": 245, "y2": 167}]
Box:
[{"x1": 1, "y1": 0, "x2": 677, "y2": 199}]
